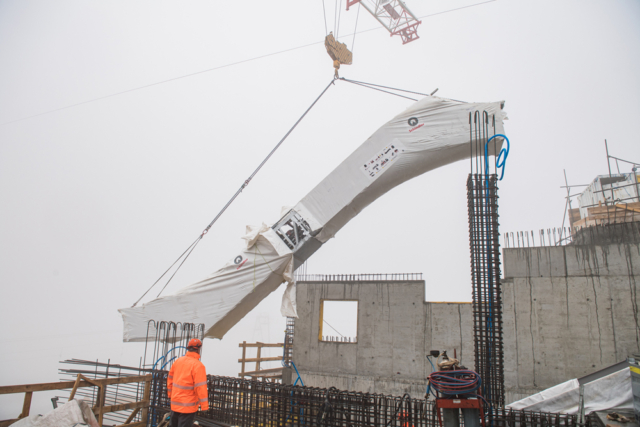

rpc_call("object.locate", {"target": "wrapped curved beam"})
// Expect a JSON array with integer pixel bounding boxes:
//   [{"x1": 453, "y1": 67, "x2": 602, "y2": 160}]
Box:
[{"x1": 119, "y1": 95, "x2": 507, "y2": 342}]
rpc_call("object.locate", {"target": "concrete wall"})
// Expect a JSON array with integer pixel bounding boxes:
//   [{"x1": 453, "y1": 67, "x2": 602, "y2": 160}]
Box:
[
  {"x1": 425, "y1": 302, "x2": 475, "y2": 371},
  {"x1": 502, "y1": 243, "x2": 640, "y2": 403},
  {"x1": 291, "y1": 242, "x2": 640, "y2": 404},
  {"x1": 292, "y1": 280, "x2": 473, "y2": 397}
]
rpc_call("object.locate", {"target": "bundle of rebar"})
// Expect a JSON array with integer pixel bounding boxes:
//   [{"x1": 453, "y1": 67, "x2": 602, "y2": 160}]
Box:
[
  {"x1": 147, "y1": 373, "x2": 595, "y2": 427},
  {"x1": 468, "y1": 111, "x2": 505, "y2": 408},
  {"x1": 152, "y1": 372, "x2": 432, "y2": 427},
  {"x1": 283, "y1": 317, "x2": 295, "y2": 367},
  {"x1": 57, "y1": 359, "x2": 149, "y2": 425},
  {"x1": 468, "y1": 173, "x2": 504, "y2": 407}
]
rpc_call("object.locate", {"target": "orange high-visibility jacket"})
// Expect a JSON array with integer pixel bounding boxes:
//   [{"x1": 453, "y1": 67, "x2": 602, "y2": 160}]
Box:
[{"x1": 167, "y1": 352, "x2": 209, "y2": 413}]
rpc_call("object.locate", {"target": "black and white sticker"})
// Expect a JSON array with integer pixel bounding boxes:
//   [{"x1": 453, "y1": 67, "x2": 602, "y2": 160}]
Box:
[{"x1": 360, "y1": 140, "x2": 405, "y2": 180}]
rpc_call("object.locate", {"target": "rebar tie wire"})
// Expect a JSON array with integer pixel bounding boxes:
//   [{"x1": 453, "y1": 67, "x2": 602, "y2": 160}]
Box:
[{"x1": 131, "y1": 78, "x2": 336, "y2": 307}]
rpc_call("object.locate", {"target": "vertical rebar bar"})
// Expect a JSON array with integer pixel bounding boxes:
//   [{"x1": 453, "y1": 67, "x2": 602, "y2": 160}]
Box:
[{"x1": 468, "y1": 110, "x2": 505, "y2": 409}]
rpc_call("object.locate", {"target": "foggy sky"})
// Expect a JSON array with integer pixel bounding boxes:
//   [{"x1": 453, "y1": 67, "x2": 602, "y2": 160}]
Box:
[{"x1": 1, "y1": 0, "x2": 638, "y2": 416}]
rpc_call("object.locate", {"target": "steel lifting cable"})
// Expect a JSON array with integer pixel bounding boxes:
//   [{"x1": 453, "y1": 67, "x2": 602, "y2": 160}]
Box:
[
  {"x1": 336, "y1": 0, "x2": 343, "y2": 39},
  {"x1": 342, "y1": 78, "x2": 430, "y2": 97},
  {"x1": 322, "y1": 0, "x2": 328, "y2": 35},
  {"x1": 339, "y1": 78, "x2": 432, "y2": 101},
  {"x1": 342, "y1": 79, "x2": 417, "y2": 101},
  {"x1": 351, "y1": 2, "x2": 361, "y2": 52},
  {"x1": 131, "y1": 78, "x2": 336, "y2": 307},
  {"x1": 334, "y1": 0, "x2": 338, "y2": 35}
]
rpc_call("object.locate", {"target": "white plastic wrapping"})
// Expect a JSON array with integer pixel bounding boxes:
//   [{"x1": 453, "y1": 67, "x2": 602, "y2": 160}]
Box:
[
  {"x1": 507, "y1": 368, "x2": 633, "y2": 413},
  {"x1": 11, "y1": 399, "x2": 99, "y2": 427},
  {"x1": 293, "y1": 96, "x2": 507, "y2": 244},
  {"x1": 120, "y1": 224, "x2": 294, "y2": 341},
  {"x1": 120, "y1": 95, "x2": 507, "y2": 342},
  {"x1": 280, "y1": 281, "x2": 298, "y2": 318}
]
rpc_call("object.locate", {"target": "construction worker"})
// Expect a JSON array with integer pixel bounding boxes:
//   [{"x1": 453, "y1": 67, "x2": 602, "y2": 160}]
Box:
[{"x1": 167, "y1": 338, "x2": 209, "y2": 427}]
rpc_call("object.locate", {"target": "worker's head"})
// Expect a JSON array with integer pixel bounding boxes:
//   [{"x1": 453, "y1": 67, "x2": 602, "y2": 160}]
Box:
[{"x1": 187, "y1": 338, "x2": 203, "y2": 354}]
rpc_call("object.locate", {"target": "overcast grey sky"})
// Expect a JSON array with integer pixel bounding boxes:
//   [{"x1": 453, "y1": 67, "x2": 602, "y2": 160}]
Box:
[{"x1": 1, "y1": 0, "x2": 639, "y2": 416}]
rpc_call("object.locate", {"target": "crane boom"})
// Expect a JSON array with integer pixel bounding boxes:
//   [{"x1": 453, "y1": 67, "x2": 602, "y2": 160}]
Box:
[{"x1": 347, "y1": 0, "x2": 422, "y2": 44}]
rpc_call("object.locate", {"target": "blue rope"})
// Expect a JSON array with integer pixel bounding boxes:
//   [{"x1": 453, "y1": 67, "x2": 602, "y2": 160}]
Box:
[
  {"x1": 285, "y1": 362, "x2": 305, "y2": 423},
  {"x1": 283, "y1": 328, "x2": 306, "y2": 422},
  {"x1": 161, "y1": 356, "x2": 178, "y2": 370},
  {"x1": 152, "y1": 346, "x2": 187, "y2": 370},
  {"x1": 484, "y1": 134, "x2": 510, "y2": 180},
  {"x1": 426, "y1": 356, "x2": 436, "y2": 398},
  {"x1": 481, "y1": 133, "x2": 509, "y2": 404},
  {"x1": 291, "y1": 361, "x2": 304, "y2": 387}
]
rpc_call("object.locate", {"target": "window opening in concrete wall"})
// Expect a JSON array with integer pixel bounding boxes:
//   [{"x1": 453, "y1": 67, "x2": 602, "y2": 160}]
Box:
[{"x1": 319, "y1": 300, "x2": 358, "y2": 343}]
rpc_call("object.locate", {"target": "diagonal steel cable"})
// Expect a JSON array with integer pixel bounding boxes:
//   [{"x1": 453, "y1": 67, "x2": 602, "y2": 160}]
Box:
[
  {"x1": 340, "y1": 78, "x2": 418, "y2": 101},
  {"x1": 132, "y1": 78, "x2": 336, "y2": 305}
]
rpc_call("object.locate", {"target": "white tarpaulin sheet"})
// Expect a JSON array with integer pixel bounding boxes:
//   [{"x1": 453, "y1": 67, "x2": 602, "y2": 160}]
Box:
[
  {"x1": 11, "y1": 399, "x2": 99, "y2": 427},
  {"x1": 120, "y1": 95, "x2": 507, "y2": 342},
  {"x1": 506, "y1": 368, "x2": 633, "y2": 413},
  {"x1": 120, "y1": 224, "x2": 294, "y2": 341},
  {"x1": 293, "y1": 97, "x2": 506, "y2": 244}
]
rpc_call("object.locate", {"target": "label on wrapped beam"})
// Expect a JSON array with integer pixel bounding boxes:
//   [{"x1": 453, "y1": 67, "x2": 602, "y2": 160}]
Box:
[{"x1": 361, "y1": 139, "x2": 405, "y2": 180}]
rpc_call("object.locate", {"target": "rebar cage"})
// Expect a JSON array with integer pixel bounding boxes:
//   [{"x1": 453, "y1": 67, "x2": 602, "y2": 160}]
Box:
[
  {"x1": 468, "y1": 110, "x2": 505, "y2": 408},
  {"x1": 147, "y1": 373, "x2": 595, "y2": 427}
]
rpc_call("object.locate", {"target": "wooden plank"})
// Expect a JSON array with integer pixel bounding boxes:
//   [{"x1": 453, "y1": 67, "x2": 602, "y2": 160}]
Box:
[
  {"x1": 81, "y1": 374, "x2": 102, "y2": 388},
  {"x1": 124, "y1": 407, "x2": 141, "y2": 424},
  {"x1": 615, "y1": 203, "x2": 640, "y2": 214},
  {"x1": 248, "y1": 374, "x2": 282, "y2": 380},
  {"x1": 0, "y1": 374, "x2": 152, "y2": 395},
  {"x1": 97, "y1": 385, "x2": 105, "y2": 427},
  {"x1": 255, "y1": 345, "x2": 261, "y2": 374},
  {"x1": 257, "y1": 373, "x2": 283, "y2": 378},
  {"x1": 239, "y1": 367, "x2": 283, "y2": 377},
  {"x1": 582, "y1": 214, "x2": 640, "y2": 223},
  {"x1": 140, "y1": 375, "x2": 151, "y2": 423},
  {"x1": 239, "y1": 356, "x2": 283, "y2": 363},
  {"x1": 0, "y1": 381, "x2": 81, "y2": 394},
  {"x1": 587, "y1": 208, "x2": 640, "y2": 217},
  {"x1": 20, "y1": 391, "x2": 32, "y2": 418},
  {"x1": 97, "y1": 374, "x2": 151, "y2": 387},
  {"x1": 587, "y1": 203, "x2": 640, "y2": 215},
  {"x1": 95, "y1": 400, "x2": 149, "y2": 414},
  {"x1": 240, "y1": 341, "x2": 246, "y2": 376},
  {"x1": 0, "y1": 420, "x2": 18, "y2": 427},
  {"x1": 69, "y1": 374, "x2": 82, "y2": 401},
  {"x1": 237, "y1": 343, "x2": 283, "y2": 348},
  {"x1": 114, "y1": 422, "x2": 146, "y2": 427}
]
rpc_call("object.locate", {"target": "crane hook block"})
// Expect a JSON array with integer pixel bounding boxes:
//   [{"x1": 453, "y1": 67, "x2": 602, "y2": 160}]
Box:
[{"x1": 325, "y1": 32, "x2": 352, "y2": 77}]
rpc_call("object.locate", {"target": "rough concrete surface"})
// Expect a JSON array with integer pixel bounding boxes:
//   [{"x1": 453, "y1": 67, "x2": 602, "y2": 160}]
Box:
[
  {"x1": 291, "y1": 242, "x2": 639, "y2": 405},
  {"x1": 503, "y1": 242, "x2": 640, "y2": 403},
  {"x1": 292, "y1": 280, "x2": 473, "y2": 396},
  {"x1": 503, "y1": 244, "x2": 640, "y2": 279}
]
